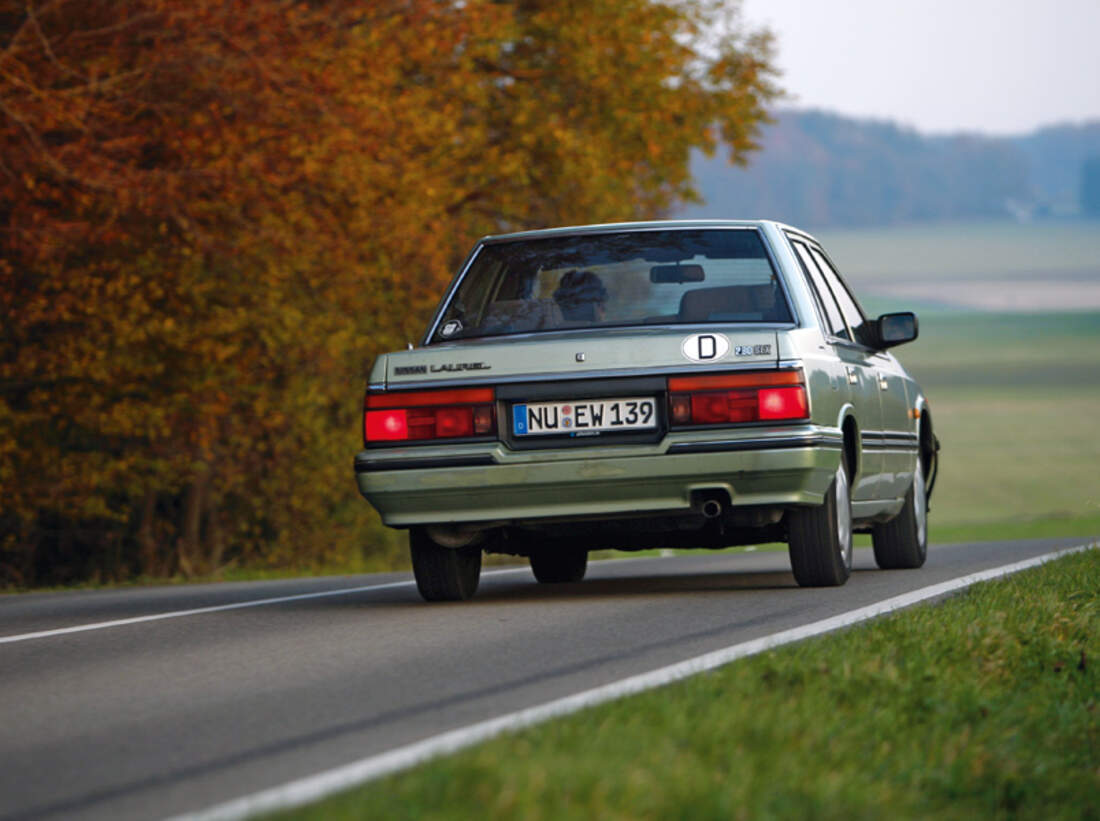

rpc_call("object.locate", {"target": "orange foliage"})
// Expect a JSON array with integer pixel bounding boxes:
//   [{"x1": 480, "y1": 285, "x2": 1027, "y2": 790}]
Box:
[{"x1": 0, "y1": 0, "x2": 777, "y2": 585}]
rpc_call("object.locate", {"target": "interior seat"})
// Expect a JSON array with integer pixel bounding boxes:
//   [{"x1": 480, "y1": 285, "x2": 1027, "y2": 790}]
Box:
[{"x1": 678, "y1": 284, "x2": 782, "y2": 322}]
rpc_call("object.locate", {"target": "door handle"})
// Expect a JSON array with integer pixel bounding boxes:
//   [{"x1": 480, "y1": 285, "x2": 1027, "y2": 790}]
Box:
[{"x1": 846, "y1": 366, "x2": 859, "y2": 385}]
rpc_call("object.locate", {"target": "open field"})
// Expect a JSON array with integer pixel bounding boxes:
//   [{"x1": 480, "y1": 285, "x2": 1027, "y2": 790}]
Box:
[
  {"x1": 816, "y1": 221, "x2": 1100, "y2": 544},
  {"x1": 819, "y1": 220, "x2": 1100, "y2": 281},
  {"x1": 277, "y1": 548, "x2": 1098, "y2": 821},
  {"x1": 892, "y1": 311, "x2": 1100, "y2": 539},
  {"x1": 820, "y1": 220, "x2": 1100, "y2": 311},
  {"x1": 897, "y1": 311, "x2": 1100, "y2": 388}
]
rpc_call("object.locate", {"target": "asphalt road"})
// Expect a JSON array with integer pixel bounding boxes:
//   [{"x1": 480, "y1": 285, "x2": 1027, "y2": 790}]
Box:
[{"x1": 0, "y1": 537, "x2": 1089, "y2": 821}]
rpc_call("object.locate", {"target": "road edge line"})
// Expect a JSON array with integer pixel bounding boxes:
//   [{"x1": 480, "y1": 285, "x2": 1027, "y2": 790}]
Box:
[
  {"x1": 0, "y1": 568, "x2": 531, "y2": 646},
  {"x1": 168, "y1": 541, "x2": 1096, "y2": 821}
]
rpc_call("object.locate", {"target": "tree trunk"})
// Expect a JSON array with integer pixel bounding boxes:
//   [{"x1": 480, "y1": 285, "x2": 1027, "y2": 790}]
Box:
[
  {"x1": 177, "y1": 473, "x2": 208, "y2": 578},
  {"x1": 138, "y1": 490, "x2": 161, "y2": 577}
]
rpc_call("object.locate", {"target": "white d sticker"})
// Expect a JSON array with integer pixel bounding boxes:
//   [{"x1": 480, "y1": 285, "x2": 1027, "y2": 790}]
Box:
[{"x1": 681, "y1": 333, "x2": 730, "y2": 363}]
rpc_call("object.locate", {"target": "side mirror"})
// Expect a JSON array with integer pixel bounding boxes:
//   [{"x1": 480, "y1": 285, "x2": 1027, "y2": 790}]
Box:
[{"x1": 874, "y1": 312, "x2": 919, "y2": 349}]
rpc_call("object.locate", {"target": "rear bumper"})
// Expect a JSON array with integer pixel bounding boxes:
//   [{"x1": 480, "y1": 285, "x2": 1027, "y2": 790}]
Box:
[{"x1": 355, "y1": 429, "x2": 842, "y2": 527}]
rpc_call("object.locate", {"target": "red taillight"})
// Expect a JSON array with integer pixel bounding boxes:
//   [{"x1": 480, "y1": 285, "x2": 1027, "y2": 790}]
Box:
[
  {"x1": 366, "y1": 388, "x2": 494, "y2": 409},
  {"x1": 667, "y1": 370, "x2": 802, "y2": 392},
  {"x1": 364, "y1": 388, "x2": 496, "y2": 444},
  {"x1": 365, "y1": 409, "x2": 409, "y2": 441},
  {"x1": 758, "y1": 386, "x2": 808, "y2": 420},
  {"x1": 668, "y1": 370, "x2": 808, "y2": 426},
  {"x1": 434, "y1": 407, "x2": 474, "y2": 438},
  {"x1": 691, "y1": 389, "x2": 759, "y2": 423}
]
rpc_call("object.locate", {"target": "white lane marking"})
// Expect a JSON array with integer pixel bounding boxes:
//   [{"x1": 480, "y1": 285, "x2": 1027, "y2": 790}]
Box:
[
  {"x1": 170, "y1": 542, "x2": 1095, "y2": 821},
  {"x1": 0, "y1": 568, "x2": 531, "y2": 646}
]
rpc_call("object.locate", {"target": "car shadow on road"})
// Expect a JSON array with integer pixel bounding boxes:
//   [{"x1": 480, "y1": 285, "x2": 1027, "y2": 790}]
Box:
[
  {"x1": 268, "y1": 560, "x2": 882, "y2": 612},
  {"x1": 470, "y1": 568, "x2": 799, "y2": 603},
  {"x1": 266, "y1": 569, "x2": 797, "y2": 612}
]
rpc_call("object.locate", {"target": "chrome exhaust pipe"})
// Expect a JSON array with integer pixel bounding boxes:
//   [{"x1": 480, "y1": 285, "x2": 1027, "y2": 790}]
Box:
[{"x1": 700, "y1": 499, "x2": 723, "y2": 519}]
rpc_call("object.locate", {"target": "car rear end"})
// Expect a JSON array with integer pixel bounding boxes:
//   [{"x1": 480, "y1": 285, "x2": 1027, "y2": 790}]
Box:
[{"x1": 355, "y1": 329, "x2": 839, "y2": 541}]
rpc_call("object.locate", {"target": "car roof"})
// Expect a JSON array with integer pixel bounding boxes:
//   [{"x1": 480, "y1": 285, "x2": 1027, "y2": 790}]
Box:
[{"x1": 477, "y1": 219, "x2": 803, "y2": 245}]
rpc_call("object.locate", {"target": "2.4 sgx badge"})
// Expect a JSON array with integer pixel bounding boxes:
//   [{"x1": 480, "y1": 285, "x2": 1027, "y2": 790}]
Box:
[{"x1": 735, "y1": 344, "x2": 771, "y2": 356}]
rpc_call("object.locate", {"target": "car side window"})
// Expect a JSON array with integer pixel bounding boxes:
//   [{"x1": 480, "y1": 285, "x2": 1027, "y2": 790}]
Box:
[
  {"x1": 809, "y1": 248, "x2": 871, "y2": 347},
  {"x1": 800, "y1": 265, "x2": 831, "y2": 330},
  {"x1": 791, "y1": 240, "x2": 849, "y2": 340}
]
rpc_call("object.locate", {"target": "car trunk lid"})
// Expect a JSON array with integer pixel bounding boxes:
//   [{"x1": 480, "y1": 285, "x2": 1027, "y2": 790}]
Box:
[{"x1": 378, "y1": 327, "x2": 780, "y2": 388}]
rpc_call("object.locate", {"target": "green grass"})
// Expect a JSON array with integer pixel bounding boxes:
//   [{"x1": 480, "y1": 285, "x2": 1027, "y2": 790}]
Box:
[
  {"x1": 887, "y1": 311, "x2": 1100, "y2": 537},
  {"x1": 273, "y1": 548, "x2": 1099, "y2": 821},
  {"x1": 898, "y1": 311, "x2": 1100, "y2": 385},
  {"x1": 927, "y1": 513, "x2": 1100, "y2": 545},
  {"x1": 811, "y1": 223, "x2": 1100, "y2": 544}
]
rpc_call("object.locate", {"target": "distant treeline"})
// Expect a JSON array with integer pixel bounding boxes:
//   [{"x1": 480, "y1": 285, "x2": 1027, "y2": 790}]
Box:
[
  {"x1": 680, "y1": 109, "x2": 1100, "y2": 227},
  {"x1": 0, "y1": 0, "x2": 778, "y2": 587}
]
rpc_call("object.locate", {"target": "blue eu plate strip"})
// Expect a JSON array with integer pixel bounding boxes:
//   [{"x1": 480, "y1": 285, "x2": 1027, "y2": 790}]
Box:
[{"x1": 512, "y1": 404, "x2": 528, "y2": 436}]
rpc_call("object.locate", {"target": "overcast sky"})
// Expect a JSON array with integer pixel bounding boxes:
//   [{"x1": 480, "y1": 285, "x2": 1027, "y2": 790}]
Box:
[{"x1": 738, "y1": 0, "x2": 1100, "y2": 135}]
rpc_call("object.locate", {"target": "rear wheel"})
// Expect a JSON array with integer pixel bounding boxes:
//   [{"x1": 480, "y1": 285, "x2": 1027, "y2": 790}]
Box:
[
  {"x1": 530, "y1": 547, "x2": 588, "y2": 583},
  {"x1": 409, "y1": 527, "x2": 482, "y2": 601},
  {"x1": 788, "y1": 457, "x2": 852, "y2": 587},
  {"x1": 872, "y1": 457, "x2": 928, "y2": 569}
]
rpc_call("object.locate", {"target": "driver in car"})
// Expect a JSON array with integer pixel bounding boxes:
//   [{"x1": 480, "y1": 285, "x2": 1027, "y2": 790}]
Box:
[{"x1": 553, "y1": 269, "x2": 608, "y2": 322}]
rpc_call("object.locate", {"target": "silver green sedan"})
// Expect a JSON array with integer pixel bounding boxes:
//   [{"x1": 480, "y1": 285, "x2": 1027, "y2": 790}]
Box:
[{"x1": 354, "y1": 221, "x2": 939, "y2": 601}]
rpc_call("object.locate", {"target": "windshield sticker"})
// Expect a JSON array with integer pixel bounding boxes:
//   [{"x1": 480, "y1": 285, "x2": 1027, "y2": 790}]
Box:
[
  {"x1": 440, "y1": 319, "x2": 462, "y2": 338},
  {"x1": 681, "y1": 333, "x2": 730, "y2": 363}
]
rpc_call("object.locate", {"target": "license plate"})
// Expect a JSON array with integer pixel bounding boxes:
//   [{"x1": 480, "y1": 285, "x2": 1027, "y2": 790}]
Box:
[{"x1": 512, "y1": 397, "x2": 657, "y2": 436}]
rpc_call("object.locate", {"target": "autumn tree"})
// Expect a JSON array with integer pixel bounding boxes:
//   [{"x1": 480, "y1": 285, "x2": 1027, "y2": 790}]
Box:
[{"x1": 0, "y1": 0, "x2": 777, "y2": 586}]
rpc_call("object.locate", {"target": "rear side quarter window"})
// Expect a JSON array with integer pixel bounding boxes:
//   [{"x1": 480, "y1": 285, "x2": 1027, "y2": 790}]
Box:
[
  {"x1": 790, "y1": 239, "x2": 849, "y2": 340},
  {"x1": 809, "y1": 247, "x2": 873, "y2": 347}
]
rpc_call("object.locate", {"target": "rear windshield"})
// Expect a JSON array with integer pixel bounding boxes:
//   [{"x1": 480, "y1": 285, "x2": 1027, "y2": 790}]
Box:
[{"x1": 430, "y1": 229, "x2": 790, "y2": 342}]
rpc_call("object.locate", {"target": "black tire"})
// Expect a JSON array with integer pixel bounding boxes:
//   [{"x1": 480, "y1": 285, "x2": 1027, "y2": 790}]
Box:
[
  {"x1": 872, "y1": 456, "x2": 928, "y2": 569},
  {"x1": 409, "y1": 527, "x2": 482, "y2": 601},
  {"x1": 788, "y1": 457, "x2": 852, "y2": 587},
  {"x1": 530, "y1": 548, "x2": 588, "y2": 583}
]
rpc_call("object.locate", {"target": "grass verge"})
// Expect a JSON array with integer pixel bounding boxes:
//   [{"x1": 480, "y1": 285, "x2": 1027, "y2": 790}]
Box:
[
  {"x1": 928, "y1": 513, "x2": 1100, "y2": 546},
  {"x1": 274, "y1": 548, "x2": 1098, "y2": 821}
]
